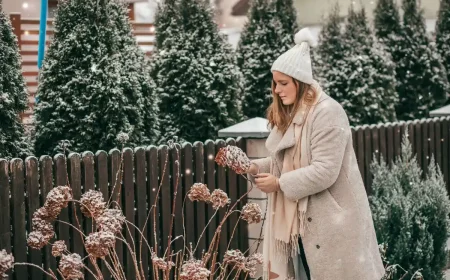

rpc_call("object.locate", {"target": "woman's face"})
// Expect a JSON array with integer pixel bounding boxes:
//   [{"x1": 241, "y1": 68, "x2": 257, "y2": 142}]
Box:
[{"x1": 272, "y1": 71, "x2": 297, "y2": 106}]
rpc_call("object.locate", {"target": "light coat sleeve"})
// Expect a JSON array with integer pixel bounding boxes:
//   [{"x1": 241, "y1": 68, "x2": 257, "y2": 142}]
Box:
[{"x1": 278, "y1": 101, "x2": 351, "y2": 201}]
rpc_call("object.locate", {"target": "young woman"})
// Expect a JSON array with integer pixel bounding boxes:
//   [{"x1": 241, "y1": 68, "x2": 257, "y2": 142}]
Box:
[{"x1": 247, "y1": 28, "x2": 385, "y2": 280}]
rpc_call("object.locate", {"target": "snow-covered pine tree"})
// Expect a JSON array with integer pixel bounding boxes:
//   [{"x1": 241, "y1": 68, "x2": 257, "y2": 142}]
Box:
[
  {"x1": 271, "y1": 0, "x2": 299, "y2": 54},
  {"x1": 340, "y1": 7, "x2": 397, "y2": 125},
  {"x1": 151, "y1": 0, "x2": 242, "y2": 143},
  {"x1": 0, "y1": 4, "x2": 31, "y2": 158},
  {"x1": 34, "y1": 0, "x2": 158, "y2": 156},
  {"x1": 154, "y1": 0, "x2": 179, "y2": 50},
  {"x1": 370, "y1": 131, "x2": 450, "y2": 280},
  {"x1": 314, "y1": 4, "x2": 347, "y2": 101},
  {"x1": 237, "y1": 0, "x2": 280, "y2": 119},
  {"x1": 373, "y1": 0, "x2": 402, "y2": 43},
  {"x1": 436, "y1": 0, "x2": 450, "y2": 104}
]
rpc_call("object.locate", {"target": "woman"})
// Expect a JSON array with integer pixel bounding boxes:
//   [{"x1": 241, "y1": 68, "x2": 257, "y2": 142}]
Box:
[{"x1": 247, "y1": 28, "x2": 385, "y2": 280}]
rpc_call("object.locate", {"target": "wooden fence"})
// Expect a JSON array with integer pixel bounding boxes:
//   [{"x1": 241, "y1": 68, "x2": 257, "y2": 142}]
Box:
[
  {"x1": 351, "y1": 116, "x2": 450, "y2": 193},
  {"x1": 9, "y1": 14, "x2": 155, "y2": 125},
  {"x1": 0, "y1": 138, "x2": 249, "y2": 280}
]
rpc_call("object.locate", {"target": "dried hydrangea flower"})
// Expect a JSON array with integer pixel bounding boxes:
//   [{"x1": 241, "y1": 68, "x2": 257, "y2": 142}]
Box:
[
  {"x1": 188, "y1": 183, "x2": 211, "y2": 202},
  {"x1": 96, "y1": 209, "x2": 126, "y2": 234},
  {"x1": 224, "y1": 249, "x2": 246, "y2": 269},
  {"x1": 116, "y1": 132, "x2": 130, "y2": 144},
  {"x1": 43, "y1": 186, "x2": 72, "y2": 216},
  {"x1": 215, "y1": 146, "x2": 251, "y2": 174},
  {"x1": 52, "y1": 240, "x2": 67, "y2": 257},
  {"x1": 151, "y1": 253, "x2": 175, "y2": 271},
  {"x1": 59, "y1": 253, "x2": 84, "y2": 279},
  {"x1": 27, "y1": 231, "x2": 51, "y2": 249},
  {"x1": 241, "y1": 203, "x2": 262, "y2": 224},
  {"x1": 0, "y1": 250, "x2": 14, "y2": 278},
  {"x1": 85, "y1": 231, "x2": 115, "y2": 258},
  {"x1": 33, "y1": 206, "x2": 58, "y2": 222},
  {"x1": 80, "y1": 190, "x2": 106, "y2": 218},
  {"x1": 179, "y1": 258, "x2": 210, "y2": 280},
  {"x1": 210, "y1": 189, "x2": 230, "y2": 210},
  {"x1": 243, "y1": 253, "x2": 263, "y2": 277},
  {"x1": 32, "y1": 217, "x2": 55, "y2": 239}
]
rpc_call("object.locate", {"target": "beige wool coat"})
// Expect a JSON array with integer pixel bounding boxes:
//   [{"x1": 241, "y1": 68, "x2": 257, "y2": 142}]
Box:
[{"x1": 252, "y1": 92, "x2": 385, "y2": 280}]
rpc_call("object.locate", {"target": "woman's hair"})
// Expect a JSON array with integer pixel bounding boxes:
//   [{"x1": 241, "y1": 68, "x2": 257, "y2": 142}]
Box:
[{"x1": 266, "y1": 77, "x2": 317, "y2": 134}]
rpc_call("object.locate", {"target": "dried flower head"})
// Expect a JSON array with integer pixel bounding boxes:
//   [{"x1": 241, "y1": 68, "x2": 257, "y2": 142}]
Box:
[
  {"x1": 0, "y1": 250, "x2": 14, "y2": 278},
  {"x1": 116, "y1": 132, "x2": 129, "y2": 144},
  {"x1": 85, "y1": 231, "x2": 115, "y2": 258},
  {"x1": 32, "y1": 217, "x2": 55, "y2": 239},
  {"x1": 210, "y1": 189, "x2": 230, "y2": 210},
  {"x1": 52, "y1": 240, "x2": 67, "y2": 257},
  {"x1": 241, "y1": 203, "x2": 262, "y2": 224},
  {"x1": 27, "y1": 231, "x2": 51, "y2": 249},
  {"x1": 188, "y1": 183, "x2": 211, "y2": 202},
  {"x1": 179, "y1": 258, "x2": 210, "y2": 280},
  {"x1": 59, "y1": 253, "x2": 84, "y2": 279},
  {"x1": 44, "y1": 186, "x2": 72, "y2": 213},
  {"x1": 243, "y1": 253, "x2": 263, "y2": 277},
  {"x1": 151, "y1": 253, "x2": 175, "y2": 271},
  {"x1": 96, "y1": 209, "x2": 126, "y2": 234},
  {"x1": 224, "y1": 249, "x2": 246, "y2": 269},
  {"x1": 80, "y1": 190, "x2": 106, "y2": 218},
  {"x1": 33, "y1": 206, "x2": 58, "y2": 222},
  {"x1": 215, "y1": 146, "x2": 251, "y2": 174}
]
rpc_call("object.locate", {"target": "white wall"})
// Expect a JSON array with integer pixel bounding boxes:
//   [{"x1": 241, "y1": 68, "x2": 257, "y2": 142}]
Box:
[{"x1": 3, "y1": 0, "x2": 41, "y2": 18}]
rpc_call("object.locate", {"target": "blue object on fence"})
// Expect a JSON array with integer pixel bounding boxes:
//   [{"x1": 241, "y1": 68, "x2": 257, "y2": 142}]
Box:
[{"x1": 36, "y1": 0, "x2": 48, "y2": 104}]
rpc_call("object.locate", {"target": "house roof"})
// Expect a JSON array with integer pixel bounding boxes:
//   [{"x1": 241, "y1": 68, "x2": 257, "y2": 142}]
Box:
[
  {"x1": 430, "y1": 104, "x2": 450, "y2": 117},
  {"x1": 218, "y1": 117, "x2": 269, "y2": 138},
  {"x1": 231, "y1": 0, "x2": 250, "y2": 16}
]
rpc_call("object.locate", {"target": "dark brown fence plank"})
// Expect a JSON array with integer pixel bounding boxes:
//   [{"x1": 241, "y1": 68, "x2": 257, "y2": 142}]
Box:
[
  {"x1": 39, "y1": 156, "x2": 57, "y2": 278},
  {"x1": 414, "y1": 121, "x2": 423, "y2": 175},
  {"x1": 394, "y1": 122, "x2": 402, "y2": 161},
  {"x1": 434, "y1": 119, "x2": 443, "y2": 171},
  {"x1": 11, "y1": 159, "x2": 27, "y2": 280},
  {"x1": 407, "y1": 121, "x2": 415, "y2": 155},
  {"x1": 428, "y1": 120, "x2": 436, "y2": 168},
  {"x1": 54, "y1": 154, "x2": 70, "y2": 249},
  {"x1": 226, "y1": 138, "x2": 239, "y2": 251},
  {"x1": 0, "y1": 160, "x2": 11, "y2": 280},
  {"x1": 25, "y1": 157, "x2": 43, "y2": 279},
  {"x1": 442, "y1": 118, "x2": 450, "y2": 192},
  {"x1": 109, "y1": 149, "x2": 123, "y2": 268},
  {"x1": 158, "y1": 146, "x2": 171, "y2": 258},
  {"x1": 215, "y1": 139, "x2": 227, "y2": 258},
  {"x1": 81, "y1": 152, "x2": 96, "y2": 280},
  {"x1": 69, "y1": 153, "x2": 84, "y2": 259},
  {"x1": 236, "y1": 138, "x2": 249, "y2": 253},
  {"x1": 95, "y1": 151, "x2": 111, "y2": 280},
  {"x1": 355, "y1": 127, "x2": 365, "y2": 182},
  {"x1": 364, "y1": 126, "x2": 372, "y2": 191},
  {"x1": 123, "y1": 148, "x2": 135, "y2": 279},
  {"x1": 193, "y1": 141, "x2": 206, "y2": 258},
  {"x1": 171, "y1": 144, "x2": 183, "y2": 252},
  {"x1": 181, "y1": 143, "x2": 195, "y2": 247},
  {"x1": 421, "y1": 120, "x2": 430, "y2": 175},
  {"x1": 386, "y1": 124, "x2": 394, "y2": 166},
  {"x1": 146, "y1": 146, "x2": 159, "y2": 258},
  {"x1": 204, "y1": 140, "x2": 216, "y2": 246},
  {"x1": 134, "y1": 147, "x2": 149, "y2": 279},
  {"x1": 371, "y1": 125, "x2": 380, "y2": 163},
  {"x1": 378, "y1": 125, "x2": 387, "y2": 162}
]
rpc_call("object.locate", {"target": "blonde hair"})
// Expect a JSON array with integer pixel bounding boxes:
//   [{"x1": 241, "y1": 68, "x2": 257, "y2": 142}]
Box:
[{"x1": 266, "y1": 78, "x2": 318, "y2": 134}]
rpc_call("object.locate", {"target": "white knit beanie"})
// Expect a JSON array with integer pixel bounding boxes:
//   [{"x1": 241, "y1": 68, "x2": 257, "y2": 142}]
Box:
[{"x1": 271, "y1": 28, "x2": 317, "y2": 85}]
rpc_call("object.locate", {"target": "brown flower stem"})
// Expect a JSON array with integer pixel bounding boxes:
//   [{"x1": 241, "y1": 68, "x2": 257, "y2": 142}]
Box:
[
  {"x1": 225, "y1": 214, "x2": 242, "y2": 252},
  {"x1": 117, "y1": 236, "x2": 142, "y2": 280},
  {"x1": 57, "y1": 268, "x2": 68, "y2": 280},
  {"x1": 125, "y1": 221, "x2": 152, "y2": 278},
  {"x1": 110, "y1": 248, "x2": 126, "y2": 280},
  {"x1": 89, "y1": 256, "x2": 104, "y2": 280},
  {"x1": 224, "y1": 266, "x2": 236, "y2": 280},
  {"x1": 243, "y1": 272, "x2": 249, "y2": 280},
  {"x1": 103, "y1": 257, "x2": 122, "y2": 280},
  {"x1": 216, "y1": 264, "x2": 229, "y2": 279},
  {"x1": 193, "y1": 208, "x2": 218, "y2": 253},
  {"x1": 13, "y1": 263, "x2": 58, "y2": 280},
  {"x1": 233, "y1": 268, "x2": 242, "y2": 280},
  {"x1": 56, "y1": 219, "x2": 86, "y2": 237}
]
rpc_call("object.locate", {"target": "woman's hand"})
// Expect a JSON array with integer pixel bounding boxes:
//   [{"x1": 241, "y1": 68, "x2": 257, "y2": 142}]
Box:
[
  {"x1": 247, "y1": 163, "x2": 259, "y2": 175},
  {"x1": 255, "y1": 173, "x2": 280, "y2": 193}
]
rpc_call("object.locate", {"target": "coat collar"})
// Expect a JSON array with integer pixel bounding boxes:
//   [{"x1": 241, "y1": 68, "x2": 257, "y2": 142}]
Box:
[{"x1": 266, "y1": 87, "x2": 328, "y2": 156}]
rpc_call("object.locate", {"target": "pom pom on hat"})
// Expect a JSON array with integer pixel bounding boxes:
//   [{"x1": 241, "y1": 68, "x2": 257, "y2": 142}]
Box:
[{"x1": 294, "y1": 28, "x2": 317, "y2": 48}]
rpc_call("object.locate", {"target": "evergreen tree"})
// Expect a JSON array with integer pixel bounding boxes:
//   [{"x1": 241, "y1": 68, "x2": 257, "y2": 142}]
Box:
[
  {"x1": 314, "y1": 4, "x2": 347, "y2": 101},
  {"x1": 152, "y1": 0, "x2": 242, "y2": 143},
  {"x1": 154, "y1": 0, "x2": 179, "y2": 50},
  {"x1": 34, "y1": 0, "x2": 159, "y2": 156},
  {"x1": 370, "y1": 132, "x2": 450, "y2": 280},
  {"x1": 340, "y1": 7, "x2": 397, "y2": 125},
  {"x1": 373, "y1": 0, "x2": 402, "y2": 42},
  {"x1": 436, "y1": 0, "x2": 450, "y2": 104},
  {"x1": 237, "y1": 0, "x2": 280, "y2": 119},
  {"x1": 272, "y1": 0, "x2": 299, "y2": 53},
  {"x1": 0, "y1": 4, "x2": 31, "y2": 158}
]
